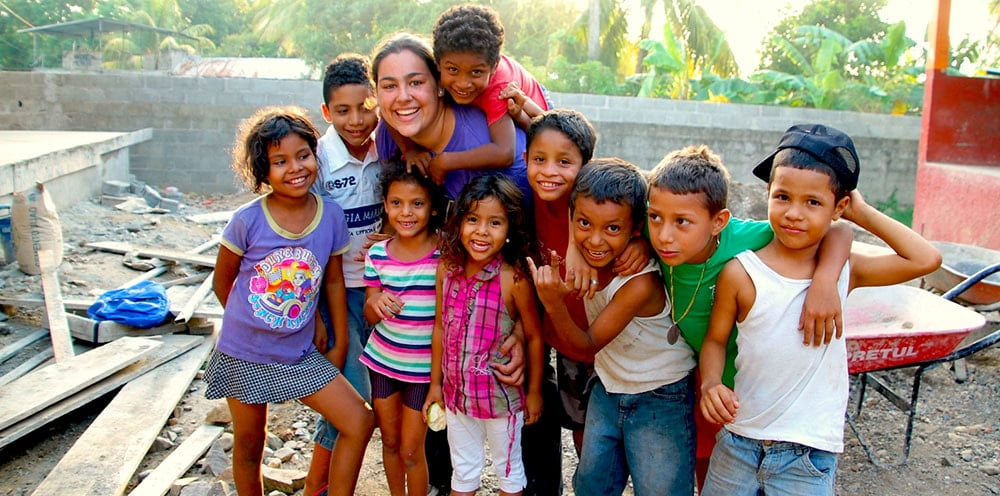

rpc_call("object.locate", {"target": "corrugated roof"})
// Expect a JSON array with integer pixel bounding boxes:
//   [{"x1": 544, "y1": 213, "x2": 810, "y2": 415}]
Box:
[{"x1": 18, "y1": 17, "x2": 196, "y2": 41}]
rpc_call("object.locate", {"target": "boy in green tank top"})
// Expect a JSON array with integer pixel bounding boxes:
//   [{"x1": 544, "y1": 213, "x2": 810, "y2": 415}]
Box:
[{"x1": 644, "y1": 145, "x2": 853, "y2": 490}]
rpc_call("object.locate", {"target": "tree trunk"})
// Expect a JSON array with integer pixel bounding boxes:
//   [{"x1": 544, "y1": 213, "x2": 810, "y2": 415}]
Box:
[{"x1": 588, "y1": 0, "x2": 600, "y2": 61}]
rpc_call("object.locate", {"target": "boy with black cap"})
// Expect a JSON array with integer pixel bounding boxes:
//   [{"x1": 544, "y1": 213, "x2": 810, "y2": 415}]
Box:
[{"x1": 698, "y1": 124, "x2": 941, "y2": 495}]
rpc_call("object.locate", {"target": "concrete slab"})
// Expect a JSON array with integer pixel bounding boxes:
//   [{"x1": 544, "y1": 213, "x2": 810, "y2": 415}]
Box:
[{"x1": 0, "y1": 129, "x2": 152, "y2": 209}]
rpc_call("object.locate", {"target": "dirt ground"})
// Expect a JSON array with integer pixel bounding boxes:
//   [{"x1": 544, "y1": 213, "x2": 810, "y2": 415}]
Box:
[{"x1": 0, "y1": 191, "x2": 998, "y2": 496}]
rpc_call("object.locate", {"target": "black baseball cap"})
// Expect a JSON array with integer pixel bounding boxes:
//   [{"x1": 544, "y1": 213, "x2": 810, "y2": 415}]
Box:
[{"x1": 752, "y1": 124, "x2": 861, "y2": 191}]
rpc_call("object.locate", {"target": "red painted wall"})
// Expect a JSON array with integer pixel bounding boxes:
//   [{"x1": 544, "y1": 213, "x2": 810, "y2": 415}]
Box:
[
  {"x1": 913, "y1": 162, "x2": 1000, "y2": 249},
  {"x1": 921, "y1": 71, "x2": 1000, "y2": 167}
]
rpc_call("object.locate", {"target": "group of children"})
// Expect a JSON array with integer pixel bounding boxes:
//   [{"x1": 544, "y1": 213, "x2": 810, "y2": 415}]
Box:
[{"x1": 203, "y1": 4, "x2": 942, "y2": 496}]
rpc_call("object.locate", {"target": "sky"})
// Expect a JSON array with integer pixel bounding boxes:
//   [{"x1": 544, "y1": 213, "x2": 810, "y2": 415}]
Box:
[{"x1": 630, "y1": 0, "x2": 996, "y2": 75}]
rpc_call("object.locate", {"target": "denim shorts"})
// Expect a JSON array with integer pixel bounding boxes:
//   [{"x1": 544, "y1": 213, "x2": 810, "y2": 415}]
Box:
[
  {"x1": 702, "y1": 429, "x2": 838, "y2": 496},
  {"x1": 573, "y1": 374, "x2": 695, "y2": 496}
]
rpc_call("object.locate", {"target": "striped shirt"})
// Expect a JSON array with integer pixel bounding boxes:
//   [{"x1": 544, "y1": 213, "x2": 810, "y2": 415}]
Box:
[
  {"x1": 441, "y1": 257, "x2": 522, "y2": 419},
  {"x1": 359, "y1": 239, "x2": 439, "y2": 382}
]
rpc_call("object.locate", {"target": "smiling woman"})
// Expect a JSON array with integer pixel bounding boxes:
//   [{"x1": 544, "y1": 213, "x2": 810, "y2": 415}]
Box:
[{"x1": 370, "y1": 32, "x2": 531, "y2": 202}]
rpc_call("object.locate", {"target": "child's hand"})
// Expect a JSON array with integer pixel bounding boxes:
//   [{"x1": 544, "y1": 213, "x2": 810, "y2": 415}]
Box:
[
  {"x1": 354, "y1": 233, "x2": 394, "y2": 262},
  {"x1": 526, "y1": 251, "x2": 575, "y2": 308},
  {"x1": 563, "y1": 245, "x2": 600, "y2": 299},
  {"x1": 403, "y1": 150, "x2": 434, "y2": 177},
  {"x1": 612, "y1": 237, "x2": 651, "y2": 276},
  {"x1": 800, "y1": 281, "x2": 843, "y2": 345},
  {"x1": 312, "y1": 320, "x2": 329, "y2": 354},
  {"x1": 493, "y1": 330, "x2": 525, "y2": 387},
  {"x1": 524, "y1": 390, "x2": 543, "y2": 425},
  {"x1": 700, "y1": 383, "x2": 739, "y2": 424},
  {"x1": 500, "y1": 81, "x2": 527, "y2": 118},
  {"x1": 839, "y1": 189, "x2": 867, "y2": 223},
  {"x1": 427, "y1": 153, "x2": 449, "y2": 185},
  {"x1": 368, "y1": 291, "x2": 404, "y2": 321},
  {"x1": 423, "y1": 385, "x2": 444, "y2": 423}
]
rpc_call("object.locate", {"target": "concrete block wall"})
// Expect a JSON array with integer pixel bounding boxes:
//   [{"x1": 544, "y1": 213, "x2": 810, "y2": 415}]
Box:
[
  {"x1": 0, "y1": 70, "x2": 921, "y2": 203},
  {"x1": 552, "y1": 93, "x2": 922, "y2": 204}
]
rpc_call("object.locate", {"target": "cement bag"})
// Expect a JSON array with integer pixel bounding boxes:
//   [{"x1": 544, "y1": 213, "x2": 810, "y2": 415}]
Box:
[{"x1": 12, "y1": 183, "x2": 64, "y2": 275}]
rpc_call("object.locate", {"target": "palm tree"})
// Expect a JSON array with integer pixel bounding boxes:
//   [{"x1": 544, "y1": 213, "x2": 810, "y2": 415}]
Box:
[
  {"x1": 636, "y1": 0, "x2": 739, "y2": 99},
  {"x1": 750, "y1": 23, "x2": 921, "y2": 113},
  {"x1": 103, "y1": 0, "x2": 214, "y2": 69}
]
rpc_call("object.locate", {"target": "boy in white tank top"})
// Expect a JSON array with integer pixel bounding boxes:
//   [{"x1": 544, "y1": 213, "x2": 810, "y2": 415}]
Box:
[{"x1": 699, "y1": 124, "x2": 941, "y2": 495}]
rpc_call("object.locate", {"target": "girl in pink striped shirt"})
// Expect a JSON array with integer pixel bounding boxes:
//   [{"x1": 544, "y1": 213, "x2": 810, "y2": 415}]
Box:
[{"x1": 423, "y1": 174, "x2": 545, "y2": 496}]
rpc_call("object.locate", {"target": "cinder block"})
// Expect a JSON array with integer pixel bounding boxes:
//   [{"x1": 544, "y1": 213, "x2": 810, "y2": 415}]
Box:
[
  {"x1": 101, "y1": 180, "x2": 131, "y2": 196},
  {"x1": 101, "y1": 194, "x2": 129, "y2": 206},
  {"x1": 130, "y1": 178, "x2": 146, "y2": 194},
  {"x1": 143, "y1": 184, "x2": 163, "y2": 207},
  {"x1": 159, "y1": 197, "x2": 182, "y2": 213}
]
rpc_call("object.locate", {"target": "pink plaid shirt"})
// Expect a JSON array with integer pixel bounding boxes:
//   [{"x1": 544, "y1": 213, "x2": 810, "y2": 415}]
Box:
[{"x1": 441, "y1": 257, "x2": 523, "y2": 419}]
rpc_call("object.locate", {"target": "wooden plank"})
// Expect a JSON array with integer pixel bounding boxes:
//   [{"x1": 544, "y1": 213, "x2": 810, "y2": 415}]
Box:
[
  {"x1": 185, "y1": 211, "x2": 233, "y2": 224},
  {"x1": 0, "y1": 336, "x2": 161, "y2": 431},
  {"x1": 0, "y1": 335, "x2": 203, "y2": 449},
  {"x1": 0, "y1": 348, "x2": 54, "y2": 387},
  {"x1": 38, "y1": 249, "x2": 74, "y2": 362},
  {"x1": 0, "y1": 296, "x2": 224, "y2": 320},
  {"x1": 117, "y1": 266, "x2": 170, "y2": 290},
  {"x1": 159, "y1": 272, "x2": 209, "y2": 288},
  {"x1": 173, "y1": 272, "x2": 214, "y2": 324},
  {"x1": 0, "y1": 328, "x2": 47, "y2": 365},
  {"x1": 85, "y1": 241, "x2": 215, "y2": 268},
  {"x1": 126, "y1": 424, "x2": 224, "y2": 496},
  {"x1": 116, "y1": 237, "x2": 219, "y2": 290},
  {"x1": 30, "y1": 339, "x2": 213, "y2": 496},
  {"x1": 55, "y1": 313, "x2": 189, "y2": 344}
]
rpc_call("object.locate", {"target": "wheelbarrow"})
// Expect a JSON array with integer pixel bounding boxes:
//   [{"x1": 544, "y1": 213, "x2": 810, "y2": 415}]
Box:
[
  {"x1": 925, "y1": 241, "x2": 1000, "y2": 307},
  {"x1": 843, "y1": 262, "x2": 1000, "y2": 466}
]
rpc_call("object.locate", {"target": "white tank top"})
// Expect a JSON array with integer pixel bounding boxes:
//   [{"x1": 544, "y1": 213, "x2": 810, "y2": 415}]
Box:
[
  {"x1": 585, "y1": 261, "x2": 696, "y2": 394},
  {"x1": 726, "y1": 250, "x2": 850, "y2": 453}
]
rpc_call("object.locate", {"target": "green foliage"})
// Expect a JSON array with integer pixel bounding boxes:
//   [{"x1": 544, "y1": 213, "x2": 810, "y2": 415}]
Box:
[
  {"x1": 748, "y1": 23, "x2": 924, "y2": 114},
  {"x1": 536, "y1": 55, "x2": 632, "y2": 95},
  {"x1": 0, "y1": 1, "x2": 118, "y2": 69},
  {"x1": 758, "y1": 0, "x2": 889, "y2": 74},
  {"x1": 633, "y1": 0, "x2": 739, "y2": 100},
  {"x1": 875, "y1": 189, "x2": 914, "y2": 227},
  {"x1": 99, "y1": 0, "x2": 216, "y2": 69},
  {"x1": 555, "y1": 0, "x2": 629, "y2": 69}
]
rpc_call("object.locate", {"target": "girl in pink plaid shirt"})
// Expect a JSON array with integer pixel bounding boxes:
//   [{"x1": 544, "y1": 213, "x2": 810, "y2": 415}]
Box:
[{"x1": 423, "y1": 174, "x2": 545, "y2": 496}]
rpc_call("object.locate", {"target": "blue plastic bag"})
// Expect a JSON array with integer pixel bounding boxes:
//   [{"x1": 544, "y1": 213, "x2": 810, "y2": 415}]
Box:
[{"x1": 87, "y1": 280, "x2": 171, "y2": 328}]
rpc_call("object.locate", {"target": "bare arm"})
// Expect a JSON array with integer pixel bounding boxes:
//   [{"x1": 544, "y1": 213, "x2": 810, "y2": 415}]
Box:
[
  {"x1": 512, "y1": 273, "x2": 546, "y2": 425},
  {"x1": 387, "y1": 124, "x2": 433, "y2": 176},
  {"x1": 423, "y1": 264, "x2": 448, "y2": 420},
  {"x1": 212, "y1": 246, "x2": 241, "y2": 307},
  {"x1": 564, "y1": 233, "x2": 599, "y2": 300},
  {"x1": 799, "y1": 220, "x2": 853, "y2": 345},
  {"x1": 843, "y1": 191, "x2": 941, "y2": 289},
  {"x1": 323, "y1": 255, "x2": 350, "y2": 370},
  {"x1": 499, "y1": 81, "x2": 544, "y2": 128},
  {"x1": 526, "y1": 254, "x2": 659, "y2": 361},
  {"x1": 699, "y1": 260, "x2": 750, "y2": 425},
  {"x1": 430, "y1": 114, "x2": 517, "y2": 184},
  {"x1": 611, "y1": 236, "x2": 653, "y2": 277}
]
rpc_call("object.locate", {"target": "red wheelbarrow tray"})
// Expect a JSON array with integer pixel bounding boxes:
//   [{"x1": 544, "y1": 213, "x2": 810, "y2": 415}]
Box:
[{"x1": 844, "y1": 284, "x2": 986, "y2": 374}]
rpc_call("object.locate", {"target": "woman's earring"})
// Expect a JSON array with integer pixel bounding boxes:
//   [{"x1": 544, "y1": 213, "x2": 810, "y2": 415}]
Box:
[
  {"x1": 505, "y1": 238, "x2": 510, "y2": 243},
  {"x1": 438, "y1": 89, "x2": 445, "y2": 97}
]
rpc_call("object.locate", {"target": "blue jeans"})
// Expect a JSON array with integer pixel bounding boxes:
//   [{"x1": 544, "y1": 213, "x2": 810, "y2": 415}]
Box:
[
  {"x1": 702, "y1": 429, "x2": 837, "y2": 496},
  {"x1": 573, "y1": 374, "x2": 695, "y2": 496},
  {"x1": 314, "y1": 287, "x2": 372, "y2": 450}
]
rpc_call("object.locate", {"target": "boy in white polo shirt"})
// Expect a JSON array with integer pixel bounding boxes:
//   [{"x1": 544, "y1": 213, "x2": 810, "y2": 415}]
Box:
[{"x1": 304, "y1": 52, "x2": 386, "y2": 496}]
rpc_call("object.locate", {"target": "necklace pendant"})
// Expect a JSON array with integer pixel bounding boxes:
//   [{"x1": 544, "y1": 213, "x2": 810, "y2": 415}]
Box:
[{"x1": 667, "y1": 323, "x2": 680, "y2": 345}]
